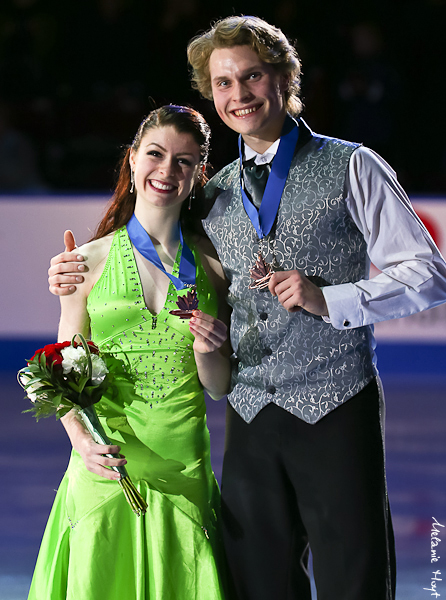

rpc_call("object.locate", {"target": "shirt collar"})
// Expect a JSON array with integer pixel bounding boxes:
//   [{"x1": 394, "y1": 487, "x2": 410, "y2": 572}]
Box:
[{"x1": 243, "y1": 138, "x2": 281, "y2": 165}]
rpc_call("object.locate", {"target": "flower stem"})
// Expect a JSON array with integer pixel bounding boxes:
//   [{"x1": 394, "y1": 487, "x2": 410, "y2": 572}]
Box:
[
  {"x1": 74, "y1": 333, "x2": 92, "y2": 382},
  {"x1": 119, "y1": 477, "x2": 148, "y2": 516},
  {"x1": 79, "y1": 405, "x2": 147, "y2": 516}
]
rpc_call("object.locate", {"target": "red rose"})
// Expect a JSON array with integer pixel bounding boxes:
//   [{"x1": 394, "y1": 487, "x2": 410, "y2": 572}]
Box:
[
  {"x1": 29, "y1": 339, "x2": 99, "y2": 370},
  {"x1": 71, "y1": 339, "x2": 99, "y2": 354},
  {"x1": 30, "y1": 341, "x2": 72, "y2": 370},
  {"x1": 86, "y1": 341, "x2": 100, "y2": 355}
]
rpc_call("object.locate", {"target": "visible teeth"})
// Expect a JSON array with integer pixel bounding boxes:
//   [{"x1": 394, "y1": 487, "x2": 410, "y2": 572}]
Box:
[
  {"x1": 151, "y1": 180, "x2": 174, "y2": 191},
  {"x1": 234, "y1": 106, "x2": 259, "y2": 117}
]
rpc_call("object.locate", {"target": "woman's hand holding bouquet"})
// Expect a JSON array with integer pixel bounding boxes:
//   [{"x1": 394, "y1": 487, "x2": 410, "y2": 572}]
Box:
[{"x1": 18, "y1": 334, "x2": 147, "y2": 516}]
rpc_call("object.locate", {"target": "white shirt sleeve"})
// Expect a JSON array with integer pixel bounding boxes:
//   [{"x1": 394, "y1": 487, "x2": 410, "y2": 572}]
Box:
[{"x1": 322, "y1": 146, "x2": 446, "y2": 330}]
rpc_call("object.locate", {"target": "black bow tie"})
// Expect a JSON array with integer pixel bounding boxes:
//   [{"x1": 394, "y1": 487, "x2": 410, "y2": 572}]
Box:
[{"x1": 242, "y1": 158, "x2": 272, "y2": 208}]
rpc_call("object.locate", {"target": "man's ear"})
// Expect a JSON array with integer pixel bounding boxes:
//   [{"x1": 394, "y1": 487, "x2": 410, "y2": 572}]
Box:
[{"x1": 280, "y1": 73, "x2": 290, "y2": 93}]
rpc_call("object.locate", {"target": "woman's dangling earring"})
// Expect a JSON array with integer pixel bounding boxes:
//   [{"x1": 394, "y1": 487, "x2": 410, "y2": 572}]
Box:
[
  {"x1": 130, "y1": 169, "x2": 135, "y2": 194},
  {"x1": 188, "y1": 186, "x2": 195, "y2": 210}
]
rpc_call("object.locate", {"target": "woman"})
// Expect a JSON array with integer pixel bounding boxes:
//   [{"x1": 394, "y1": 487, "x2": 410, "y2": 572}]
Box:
[{"x1": 28, "y1": 105, "x2": 230, "y2": 600}]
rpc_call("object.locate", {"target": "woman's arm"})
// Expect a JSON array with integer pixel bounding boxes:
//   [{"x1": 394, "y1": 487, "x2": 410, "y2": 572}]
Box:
[
  {"x1": 190, "y1": 311, "x2": 231, "y2": 400},
  {"x1": 58, "y1": 237, "x2": 126, "y2": 480},
  {"x1": 191, "y1": 237, "x2": 232, "y2": 400}
]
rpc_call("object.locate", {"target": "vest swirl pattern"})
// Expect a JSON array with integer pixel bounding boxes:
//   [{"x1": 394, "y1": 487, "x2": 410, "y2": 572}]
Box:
[{"x1": 203, "y1": 123, "x2": 377, "y2": 424}]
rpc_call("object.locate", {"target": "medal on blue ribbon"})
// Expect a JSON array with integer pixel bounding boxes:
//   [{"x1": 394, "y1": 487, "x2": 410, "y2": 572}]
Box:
[
  {"x1": 239, "y1": 115, "x2": 299, "y2": 289},
  {"x1": 126, "y1": 213, "x2": 196, "y2": 291}
]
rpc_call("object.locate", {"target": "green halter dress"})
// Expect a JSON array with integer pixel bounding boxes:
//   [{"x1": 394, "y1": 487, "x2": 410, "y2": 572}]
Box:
[{"x1": 28, "y1": 226, "x2": 226, "y2": 600}]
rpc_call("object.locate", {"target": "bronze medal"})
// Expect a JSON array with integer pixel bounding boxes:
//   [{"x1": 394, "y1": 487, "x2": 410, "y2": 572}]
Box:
[{"x1": 249, "y1": 251, "x2": 274, "y2": 290}]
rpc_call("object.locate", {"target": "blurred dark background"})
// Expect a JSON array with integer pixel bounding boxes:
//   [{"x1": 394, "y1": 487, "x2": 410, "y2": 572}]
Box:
[{"x1": 0, "y1": 0, "x2": 445, "y2": 195}]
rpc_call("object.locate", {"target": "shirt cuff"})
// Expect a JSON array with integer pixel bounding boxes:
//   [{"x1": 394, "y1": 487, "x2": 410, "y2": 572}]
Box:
[{"x1": 322, "y1": 283, "x2": 363, "y2": 330}]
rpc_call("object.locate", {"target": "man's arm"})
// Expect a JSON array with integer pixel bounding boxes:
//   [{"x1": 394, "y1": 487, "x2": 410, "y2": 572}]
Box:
[
  {"x1": 269, "y1": 147, "x2": 446, "y2": 326},
  {"x1": 323, "y1": 147, "x2": 446, "y2": 329},
  {"x1": 48, "y1": 230, "x2": 88, "y2": 296}
]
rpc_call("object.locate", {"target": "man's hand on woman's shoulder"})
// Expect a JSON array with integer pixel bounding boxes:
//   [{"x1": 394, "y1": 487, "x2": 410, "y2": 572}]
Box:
[{"x1": 48, "y1": 230, "x2": 87, "y2": 296}]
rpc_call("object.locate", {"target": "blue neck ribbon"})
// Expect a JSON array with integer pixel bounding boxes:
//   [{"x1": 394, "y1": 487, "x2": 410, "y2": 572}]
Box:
[
  {"x1": 238, "y1": 115, "x2": 299, "y2": 239},
  {"x1": 126, "y1": 213, "x2": 196, "y2": 291}
]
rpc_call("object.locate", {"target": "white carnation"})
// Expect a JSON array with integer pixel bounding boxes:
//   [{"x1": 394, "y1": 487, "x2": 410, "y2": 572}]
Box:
[
  {"x1": 90, "y1": 354, "x2": 108, "y2": 385},
  {"x1": 61, "y1": 345, "x2": 108, "y2": 384},
  {"x1": 61, "y1": 346, "x2": 87, "y2": 375},
  {"x1": 19, "y1": 372, "x2": 45, "y2": 403}
]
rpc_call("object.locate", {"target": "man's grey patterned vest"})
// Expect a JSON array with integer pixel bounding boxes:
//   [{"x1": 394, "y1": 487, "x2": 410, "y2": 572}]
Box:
[{"x1": 203, "y1": 120, "x2": 376, "y2": 424}]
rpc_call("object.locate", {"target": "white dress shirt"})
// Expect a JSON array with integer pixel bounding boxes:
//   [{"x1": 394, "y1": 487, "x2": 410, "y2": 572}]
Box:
[{"x1": 244, "y1": 140, "x2": 446, "y2": 330}]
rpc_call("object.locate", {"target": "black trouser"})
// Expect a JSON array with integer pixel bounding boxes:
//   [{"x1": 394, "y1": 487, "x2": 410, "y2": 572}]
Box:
[{"x1": 221, "y1": 380, "x2": 396, "y2": 600}]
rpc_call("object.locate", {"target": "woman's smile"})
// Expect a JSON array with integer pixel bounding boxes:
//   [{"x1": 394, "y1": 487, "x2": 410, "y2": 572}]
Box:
[{"x1": 148, "y1": 178, "x2": 177, "y2": 193}]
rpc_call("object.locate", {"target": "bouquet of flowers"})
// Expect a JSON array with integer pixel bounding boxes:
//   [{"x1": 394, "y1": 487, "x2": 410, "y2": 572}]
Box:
[{"x1": 18, "y1": 334, "x2": 147, "y2": 517}]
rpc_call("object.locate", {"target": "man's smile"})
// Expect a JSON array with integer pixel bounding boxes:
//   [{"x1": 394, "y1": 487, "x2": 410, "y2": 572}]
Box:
[{"x1": 232, "y1": 105, "x2": 262, "y2": 117}]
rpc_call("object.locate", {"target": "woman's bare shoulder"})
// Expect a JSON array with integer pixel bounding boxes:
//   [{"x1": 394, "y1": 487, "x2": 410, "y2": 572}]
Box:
[
  {"x1": 79, "y1": 234, "x2": 114, "y2": 269},
  {"x1": 77, "y1": 233, "x2": 115, "y2": 291}
]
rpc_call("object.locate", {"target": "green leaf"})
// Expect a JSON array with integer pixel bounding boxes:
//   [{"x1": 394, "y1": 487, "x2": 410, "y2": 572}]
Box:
[{"x1": 66, "y1": 380, "x2": 81, "y2": 393}]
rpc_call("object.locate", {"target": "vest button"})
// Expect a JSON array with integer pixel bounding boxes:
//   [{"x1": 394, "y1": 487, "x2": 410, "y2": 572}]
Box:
[
  {"x1": 266, "y1": 385, "x2": 276, "y2": 394},
  {"x1": 343, "y1": 319, "x2": 351, "y2": 327},
  {"x1": 259, "y1": 312, "x2": 268, "y2": 321},
  {"x1": 262, "y1": 347, "x2": 273, "y2": 356}
]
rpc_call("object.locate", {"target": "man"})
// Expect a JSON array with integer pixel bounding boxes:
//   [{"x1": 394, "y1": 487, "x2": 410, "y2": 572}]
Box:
[{"x1": 48, "y1": 16, "x2": 446, "y2": 600}]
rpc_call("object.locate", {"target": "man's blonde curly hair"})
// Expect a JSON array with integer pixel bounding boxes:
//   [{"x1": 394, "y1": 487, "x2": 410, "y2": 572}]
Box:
[{"x1": 187, "y1": 16, "x2": 303, "y2": 117}]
